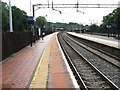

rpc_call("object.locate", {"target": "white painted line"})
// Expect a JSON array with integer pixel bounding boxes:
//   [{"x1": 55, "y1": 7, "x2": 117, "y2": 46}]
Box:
[
  {"x1": 68, "y1": 32, "x2": 119, "y2": 48},
  {"x1": 56, "y1": 32, "x2": 80, "y2": 89}
]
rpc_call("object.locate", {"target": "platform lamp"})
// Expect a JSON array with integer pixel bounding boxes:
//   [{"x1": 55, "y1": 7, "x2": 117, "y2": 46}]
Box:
[{"x1": 9, "y1": 0, "x2": 13, "y2": 32}]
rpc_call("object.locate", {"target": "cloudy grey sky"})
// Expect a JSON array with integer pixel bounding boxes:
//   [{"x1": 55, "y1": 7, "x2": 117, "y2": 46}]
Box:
[{"x1": 2, "y1": 0, "x2": 120, "y2": 25}]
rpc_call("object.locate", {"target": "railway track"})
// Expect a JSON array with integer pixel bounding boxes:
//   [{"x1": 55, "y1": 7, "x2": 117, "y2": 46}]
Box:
[
  {"x1": 66, "y1": 33, "x2": 120, "y2": 68},
  {"x1": 58, "y1": 32, "x2": 120, "y2": 90},
  {"x1": 67, "y1": 33, "x2": 120, "y2": 60}
]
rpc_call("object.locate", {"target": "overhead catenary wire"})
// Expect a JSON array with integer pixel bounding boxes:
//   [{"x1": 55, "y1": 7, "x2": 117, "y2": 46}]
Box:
[
  {"x1": 32, "y1": 1, "x2": 118, "y2": 18},
  {"x1": 33, "y1": 3, "x2": 119, "y2": 8},
  {"x1": 32, "y1": 1, "x2": 119, "y2": 25},
  {"x1": 52, "y1": 1, "x2": 62, "y2": 14},
  {"x1": 76, "y1": 0, "x2": 85, "y2": 14}
]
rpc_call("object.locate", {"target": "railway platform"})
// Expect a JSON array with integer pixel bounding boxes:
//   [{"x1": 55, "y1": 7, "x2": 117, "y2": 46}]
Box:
[
  {"x1": 1, "y1": 32, "x2": 78, "y2": 89},
  {"x1": 68, "y1": 32, "x2": 119, "y2": 49}
]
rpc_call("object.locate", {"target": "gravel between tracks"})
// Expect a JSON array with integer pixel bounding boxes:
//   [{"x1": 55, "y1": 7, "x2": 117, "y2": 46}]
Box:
[{"x1": 58, "y1": 32, "x2": 120, "y2": 89}]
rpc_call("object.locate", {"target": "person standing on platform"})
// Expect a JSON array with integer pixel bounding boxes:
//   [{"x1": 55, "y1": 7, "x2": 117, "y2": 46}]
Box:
[{"x1": 41, "y1": 25, "x2": 44, "y2": 40}]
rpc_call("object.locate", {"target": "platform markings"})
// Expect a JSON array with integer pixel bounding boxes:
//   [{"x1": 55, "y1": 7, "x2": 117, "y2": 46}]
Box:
[
  {"x1": 29, "y1": 38, "x2": 52, "y2": 89},
  {"x1": 56, "y1": 33, "x2": 80, "y2": 89}
]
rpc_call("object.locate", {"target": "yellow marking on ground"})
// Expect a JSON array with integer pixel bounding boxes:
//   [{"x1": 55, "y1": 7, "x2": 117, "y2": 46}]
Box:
[{"x1": 29, "y1": 39, "x2": 51, "y2": 89}]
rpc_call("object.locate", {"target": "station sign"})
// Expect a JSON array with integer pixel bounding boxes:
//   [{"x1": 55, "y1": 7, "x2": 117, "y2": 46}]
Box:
[{"x1": 27, "y1": 16, "x2": 34, "y2": 24}]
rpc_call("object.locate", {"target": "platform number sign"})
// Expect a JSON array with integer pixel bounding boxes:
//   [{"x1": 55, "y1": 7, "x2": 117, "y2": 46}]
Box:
[{"x1": 27, "y1": 16, "x2": 34, "y2": 25}]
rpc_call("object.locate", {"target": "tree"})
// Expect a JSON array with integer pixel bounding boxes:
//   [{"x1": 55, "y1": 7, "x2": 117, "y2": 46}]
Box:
[
  {"x1": 2, "y1": 1, "x2": 28, "y2": 32},
  {"x1": 12, "y1": 6, "x2": 27, "y2": 32},
  {"x1": 35, "y1": 16, "x2": 47, "y2": 28},
  {"x1": 46, "y1": 22, "x2": 53, "y2": 31},
  {"x1": 35, "y1": 16, "x2": 48, "y2": 36},
  {"x1": 99, "y1": 24, "x2": 107, "y2": 33},
  {"x1": 84, "y1": 25, "x2": 90, "y2": 32},
  {"x1": 2, "y1": 2, "x2": 9, "y2": 32},
  {"x1": 90, "y1": 24, "x2": 99, "y2": 33},
  {"x1": 102, "y1": 8, "x2": 120, "y2": 37},
  {"x1": 113, "y1": 8, "x2": 120, "y2": 38}
]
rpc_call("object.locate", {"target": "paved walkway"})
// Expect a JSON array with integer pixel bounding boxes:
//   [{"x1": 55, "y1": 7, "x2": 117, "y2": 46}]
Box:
[
  {"x1": 1, "y1": 34, "x2": 53, "y2": 89},
  {"x1": 68, "y1": 32, "x2": 119, "y2": 48},
  {"x1": 29, "y1": 33, "x2": 78, "y2": 89},
  {"x1": 1, "y1": 33, "x2": 79, "y2": 89},
  {"x1": 29, "y1": 36, "x2": 51, "y2": 88},
  {"x1": 82, "y1": 33, "x2": 120, "y2": 43},
  {"x1": 48, "y1": 34, "x2": 75, "y2": 88}
]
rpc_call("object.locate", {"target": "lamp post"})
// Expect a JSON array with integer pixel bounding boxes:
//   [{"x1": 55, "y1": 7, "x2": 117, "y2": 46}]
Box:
[
  {"x1": 30, "y1": 0, "x2": 32, "y2": 15},
  {"x1": 89, "y1": 20, "x2": 92, "y2": 35},
  {"x1": 9, "y1": 0, "x2": 13, "y2": 32},
  {"x1": 107, "y1": 25, "x2": 111, "y2": 38}
]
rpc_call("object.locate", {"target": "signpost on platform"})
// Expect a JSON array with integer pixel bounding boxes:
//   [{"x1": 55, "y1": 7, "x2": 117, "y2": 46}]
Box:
[
  {"x1": 9, "y1": 0, "x2": 13, "y2": 32},
  {"x1": 27, "y1": 16, "x2": 34, "y2": 47}
]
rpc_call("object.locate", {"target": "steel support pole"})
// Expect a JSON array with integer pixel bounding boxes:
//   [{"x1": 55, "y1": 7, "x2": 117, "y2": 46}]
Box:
[{"x1": 9, "y1": 0, "x2": 13, "y2": 32}]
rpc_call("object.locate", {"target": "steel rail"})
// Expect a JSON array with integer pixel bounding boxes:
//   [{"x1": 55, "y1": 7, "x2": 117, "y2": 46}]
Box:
[
  {"x1": 58, "y1": 35, "x2": 88, "y2": 89},
  {"x1": 63, "y1": 33, "x2": 119, "y2": 89},
  {"x1": 66, "y1": 33, "x2": 120, "y2": 68},
  {"x1": 58, "y1": 32, "x2": 119, "y2": 90},
  {"x1": 58, "y1": 33, "x2": 88, "y2": 90},
  {"x1": 67, "y1": 33, "x2": 120, "y2": 61}
]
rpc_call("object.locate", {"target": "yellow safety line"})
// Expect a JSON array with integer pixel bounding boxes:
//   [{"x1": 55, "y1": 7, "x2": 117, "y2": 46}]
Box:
[{"x1": 29, "y1": 39, "x2": 51, "y2": 89}]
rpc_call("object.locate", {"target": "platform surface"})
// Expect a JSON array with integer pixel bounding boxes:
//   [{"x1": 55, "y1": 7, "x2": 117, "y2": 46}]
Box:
[
  {"x1": 68, "y1": 32, "x2": 120, "y2": 49},
  {"x1": 1, "y1": 34, "x2": 53, "y2": 88},
  {"x1": 48, "y1": 33, "x2": 76, "y2": 88},
  {"x1": 1, "y1": 32, "x2": 78, "y2": 89},
  {"x1": 29, "y1": 33, "x2": 78, "y2": 89}
]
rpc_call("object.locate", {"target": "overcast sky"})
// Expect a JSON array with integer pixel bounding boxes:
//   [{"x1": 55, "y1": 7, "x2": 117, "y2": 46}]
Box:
[{"x1": 2, "y1": 0, "x2": 120, "y2": 25}]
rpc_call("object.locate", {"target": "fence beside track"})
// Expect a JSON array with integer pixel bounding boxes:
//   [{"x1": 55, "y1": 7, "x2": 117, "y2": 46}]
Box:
[{"x1": 2, "y1": 32, "x2": 32, "y2": 60}]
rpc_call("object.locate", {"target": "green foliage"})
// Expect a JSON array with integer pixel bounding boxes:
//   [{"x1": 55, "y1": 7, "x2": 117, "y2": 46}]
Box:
[
  {"x1": 2, "y1": 1, "x2": 27, "y2": 32},
  {"x1": 35, "y1": 16, "x2": 47, "y2": 28},
  {"x1": 53, "y1": 22, "x2": 68, "y2": 30},
  {"x1": 87, "y1": 8, "x2": 120, "y2": 36},
  {"x1": 45, "y1": 22, "x2": 53, "y2": 31},
  {"x1": 2, "y1": 2, "x2": 9, "y2": 31},
  {"x1": 90, "y1": 24, "x2": 99, "y2": 32},
  {"x1": 12, "y1": 6, "x2": 27, "y2": 32},
  {"x1": 102, "y1": 8, "x2": 120, "y2": 35},
  {"x1": 2, "y1": 0, "x2": 119, "y2": 36},
  {"x1": 99, "y1": 24, "x2": 107, "y2": 33}
]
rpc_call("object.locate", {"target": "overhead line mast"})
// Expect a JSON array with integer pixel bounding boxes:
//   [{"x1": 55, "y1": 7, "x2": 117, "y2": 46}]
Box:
[{"x1": 9, "y1": 0, "x2": 13, "y2": 32}]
